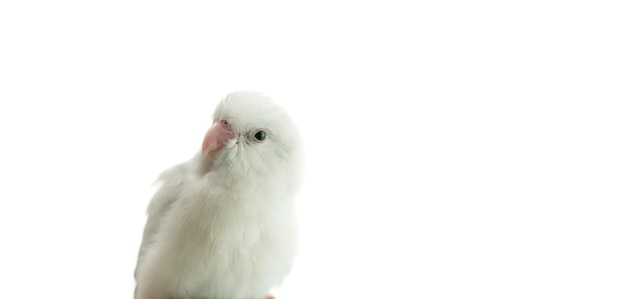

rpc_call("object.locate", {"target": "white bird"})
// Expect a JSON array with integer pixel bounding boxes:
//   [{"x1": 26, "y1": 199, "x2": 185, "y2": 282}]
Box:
[{"x1": 135, "y1": 91, "x2": 304, "y2": 299}]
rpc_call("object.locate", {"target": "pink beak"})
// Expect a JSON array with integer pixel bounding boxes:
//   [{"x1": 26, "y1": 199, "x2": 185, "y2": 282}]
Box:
[{"x1": 202, "y1": 119, "x2": 235, "y2": 158}]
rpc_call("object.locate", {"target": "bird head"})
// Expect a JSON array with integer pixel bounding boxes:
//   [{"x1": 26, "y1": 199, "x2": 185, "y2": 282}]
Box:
[{"x1": 199, "y1": 91, "x2": 303, "y2": 185}]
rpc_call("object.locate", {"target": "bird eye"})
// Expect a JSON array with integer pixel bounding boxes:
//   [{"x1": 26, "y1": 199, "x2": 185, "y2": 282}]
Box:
[{"x1": 253, "y1": 130, "x2": 267, "y2": 141}]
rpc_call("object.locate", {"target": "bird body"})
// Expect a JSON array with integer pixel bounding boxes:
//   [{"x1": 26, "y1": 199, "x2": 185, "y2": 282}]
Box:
[{"x1": 135, "y1": 92, "x2": 303, "y2": 299}]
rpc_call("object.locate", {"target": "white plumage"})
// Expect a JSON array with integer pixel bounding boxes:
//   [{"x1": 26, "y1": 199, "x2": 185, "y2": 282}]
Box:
[{"x1": 135, "y1": 91, "x2": 304, "y2": 299}]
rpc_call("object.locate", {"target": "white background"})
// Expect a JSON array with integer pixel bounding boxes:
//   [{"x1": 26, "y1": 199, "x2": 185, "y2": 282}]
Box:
[{"x1": 1, "y1": 1, "x2": 625, "y2": 298}]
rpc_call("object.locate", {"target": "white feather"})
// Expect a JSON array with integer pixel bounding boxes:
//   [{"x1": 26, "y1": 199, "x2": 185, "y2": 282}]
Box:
[{"x1": 135, "y1": 91, "x2": 304, "y2": 299}]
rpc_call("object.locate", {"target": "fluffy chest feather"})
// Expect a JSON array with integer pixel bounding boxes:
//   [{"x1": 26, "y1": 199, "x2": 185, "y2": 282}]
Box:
[{"x1": 157, "y1": 174, "x2": 298, "y2": 298}]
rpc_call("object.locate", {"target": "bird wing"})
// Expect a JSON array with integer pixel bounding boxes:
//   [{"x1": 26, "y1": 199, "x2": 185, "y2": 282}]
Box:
[{"x1": 134, "y1": 160, "x2": 191, "y2": 279}]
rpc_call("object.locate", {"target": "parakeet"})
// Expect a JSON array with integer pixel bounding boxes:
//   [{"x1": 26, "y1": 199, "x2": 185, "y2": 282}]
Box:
[{"x1": 135, "y1": 91, "x2": 304, "y2": 299}]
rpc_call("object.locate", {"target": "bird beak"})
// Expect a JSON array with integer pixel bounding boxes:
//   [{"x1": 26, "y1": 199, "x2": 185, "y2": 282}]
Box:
[{"x1": 202, "y1": 119, "x2": 235, "y2": 158}]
